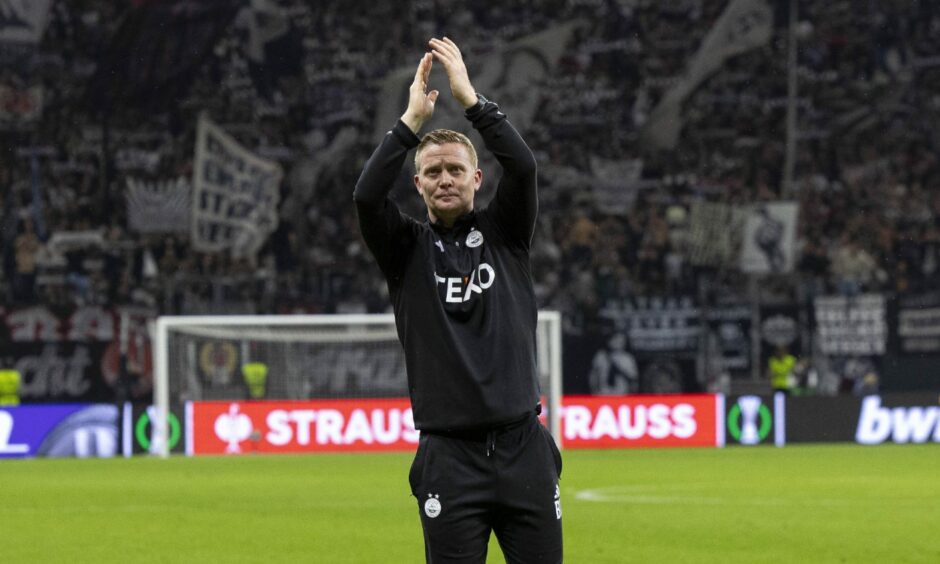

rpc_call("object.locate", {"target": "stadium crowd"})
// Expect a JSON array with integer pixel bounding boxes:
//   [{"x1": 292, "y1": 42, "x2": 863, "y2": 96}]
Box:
[{"x1": 2, "y1": 1, "x2": 939, "y2": 382}]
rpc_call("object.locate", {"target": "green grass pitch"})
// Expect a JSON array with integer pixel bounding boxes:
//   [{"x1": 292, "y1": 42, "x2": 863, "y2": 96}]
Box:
[{"x1": 2, "y1": 444, "x2": 938, "y2": 563}]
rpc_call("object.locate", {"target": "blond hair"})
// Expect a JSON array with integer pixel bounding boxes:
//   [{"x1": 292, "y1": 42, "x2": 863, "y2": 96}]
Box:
[{"x1": 414, "y1": 129, "x2": 478, "y2": 172}]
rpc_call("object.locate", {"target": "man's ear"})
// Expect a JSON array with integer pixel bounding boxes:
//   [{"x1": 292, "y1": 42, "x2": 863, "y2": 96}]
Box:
[
  {"x1": 414, "y1": 174, "x2": 423, "y2": 194},
  {"x1": 473, "y1": 168, "x2": 483, "y2": 192}
]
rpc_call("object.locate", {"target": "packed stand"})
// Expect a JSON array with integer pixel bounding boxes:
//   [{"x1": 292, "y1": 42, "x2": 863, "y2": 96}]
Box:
[{"x1": 0, "y1": 0, "x2": 938, "y2": 333}]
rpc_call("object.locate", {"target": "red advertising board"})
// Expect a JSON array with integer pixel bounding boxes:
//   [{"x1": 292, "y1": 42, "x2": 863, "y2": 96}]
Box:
[
  {"x1": 559, "y1": 395, "x2": 720, "y2": 449},
  {"x1": 189, "y1": 399, "x2": 418, "y2": 455},
  {"x1": 188, "y1": 395, "x2": 720, "y2": 455}
]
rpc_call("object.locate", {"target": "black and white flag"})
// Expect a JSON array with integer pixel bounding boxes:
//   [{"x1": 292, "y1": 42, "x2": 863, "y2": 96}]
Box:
[
  {"x1": 192, "y1": 114, "x2": 282, "y2": 259},
  {"x1": 0, "y1": 0, "x2": 52, "y2": 45},
  {"x1": 126, "y1": 177, "x2": 190, "y2": 234},
  {"x1": 739, "y1": 202, "x2": 798, "y2": 274},
  {"x1": 642, "y1": 0, "x2": 773, "y2": 149}
]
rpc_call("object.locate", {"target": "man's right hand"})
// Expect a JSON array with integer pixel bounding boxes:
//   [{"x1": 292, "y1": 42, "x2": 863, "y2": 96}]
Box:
[{"x1": 400, "y1": 53, "x2": 438, "y2": 134}]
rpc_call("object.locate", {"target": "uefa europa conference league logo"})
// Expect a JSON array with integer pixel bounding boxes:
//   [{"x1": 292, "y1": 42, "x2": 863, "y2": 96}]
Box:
[{"x1": 727, "y1": 395, "x2": 773, "y2": 445}]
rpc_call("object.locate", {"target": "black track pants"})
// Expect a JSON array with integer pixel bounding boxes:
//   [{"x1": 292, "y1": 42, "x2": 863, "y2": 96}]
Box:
[{"x1": 409, "y1": 415, "x2": 563, "y2": 563}]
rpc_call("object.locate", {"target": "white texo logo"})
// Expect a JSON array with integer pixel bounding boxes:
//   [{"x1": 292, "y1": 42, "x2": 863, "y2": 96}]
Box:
[{"x1": 434, "y1": 262, "x2": 496, "y2": 303}]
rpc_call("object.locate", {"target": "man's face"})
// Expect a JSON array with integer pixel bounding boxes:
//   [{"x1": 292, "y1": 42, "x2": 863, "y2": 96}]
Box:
[{"x1": 414, "y1": 142, "x2": 482, "y2": 225}]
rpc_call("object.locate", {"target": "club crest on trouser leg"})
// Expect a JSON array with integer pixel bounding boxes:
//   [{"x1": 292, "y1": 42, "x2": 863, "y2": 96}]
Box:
[
  {"x1": 425, "y1": 493, "x2": 442, "y2": 518},
  {"x1": 554, "y1": 483, "x2": 561, "y2": 519}
]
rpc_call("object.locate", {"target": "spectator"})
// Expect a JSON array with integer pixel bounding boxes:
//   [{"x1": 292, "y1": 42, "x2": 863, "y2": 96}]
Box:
[
  {"x1": 12, "y1": 218, "x2": 42, "y2": 303},
  {"x1": 767, "y1": 345, "x2": 797, "y2": 395}
]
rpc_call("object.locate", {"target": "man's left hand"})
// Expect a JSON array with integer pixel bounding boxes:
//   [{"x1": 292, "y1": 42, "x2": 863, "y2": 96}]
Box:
[{"x1": 429, "y1": 37, "x2": 477, "y2": 109}]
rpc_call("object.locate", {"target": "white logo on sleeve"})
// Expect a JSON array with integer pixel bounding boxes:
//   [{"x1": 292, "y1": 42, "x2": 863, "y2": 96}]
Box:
[
  {"x1": 466, "y1": 229, "x2": 484, "y2": 248},
  {"x1": 425, "y1": 494, "x2": 442, "y2": 518},
  {"x1": 554, "y1": 484, "x2": 562, "y2": 520}
]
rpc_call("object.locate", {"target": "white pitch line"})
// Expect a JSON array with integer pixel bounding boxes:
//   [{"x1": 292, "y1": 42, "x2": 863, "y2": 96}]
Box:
[{"x1": 572, "y1": 486, "x2": 862, "y2": 507}]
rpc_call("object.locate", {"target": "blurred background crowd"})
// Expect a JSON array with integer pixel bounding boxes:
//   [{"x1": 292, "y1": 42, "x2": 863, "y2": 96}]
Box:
[{"x1": 2, "y1": 0, "x2": 939, "y2": 396}]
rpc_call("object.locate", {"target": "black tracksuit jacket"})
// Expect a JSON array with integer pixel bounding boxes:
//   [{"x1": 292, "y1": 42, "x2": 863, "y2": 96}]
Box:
[{"x1": 353, "y1": 97, "x2": 540, "y2": 433}]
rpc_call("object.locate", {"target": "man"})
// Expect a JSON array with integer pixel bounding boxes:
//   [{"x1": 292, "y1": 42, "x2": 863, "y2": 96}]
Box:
[
  {"x1": 353, "y1": 37, "x2": 563, "y2": 563},
  {"x1": 767, "y1": 345, "x2": 796, "y2": 395}
]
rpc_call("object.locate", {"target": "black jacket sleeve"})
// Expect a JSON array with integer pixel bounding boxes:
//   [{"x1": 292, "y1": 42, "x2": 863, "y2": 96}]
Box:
[
  {"x1": 353, "y1": 120, "x2": 421, "y2": 277},
  {"x1": 466, "y1": 97, "x2": 538, "y2": 248}
]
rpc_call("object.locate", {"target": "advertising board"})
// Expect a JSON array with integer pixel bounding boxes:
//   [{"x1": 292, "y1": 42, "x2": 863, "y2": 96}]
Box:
[
  {"x1": 722, "y1": 394, "x2": 786, "y2": 447},
  {"x1": 189, "y1": 398, "x2": 418, "y2": 455},
  {"x1": 0, "y1": 404, "x2": 119, "y2": 458},
  {"x1": 558, "y1": 394, "x2": 720, "y2": 449},
  {"x1": 786, "y1": 393, "x2": 940, "y2": 445}
]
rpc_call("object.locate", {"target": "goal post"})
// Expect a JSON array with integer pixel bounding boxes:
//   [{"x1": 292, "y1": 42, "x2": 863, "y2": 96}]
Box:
[{"x1": 152, "y1": 312, "x2": 563, "y2": 457}]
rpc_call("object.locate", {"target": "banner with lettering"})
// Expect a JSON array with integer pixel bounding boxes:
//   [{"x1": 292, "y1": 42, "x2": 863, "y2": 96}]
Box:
[
  {"x1": 126, "y1": 176, "x2": 191, "y2": 233},
  {"x1": 599, "y1": 296, "x2": 701, "y2": 354},
  {"x1": 686, "y1": 201, "x2": 747, "y2": 268},
  {"x1": 188, "y1": 398, "x2": 419, "y2": 455},
  {"x1": 192, "y1": 114, "x2": 283, "y2": 259},
  {"x1": 0, "y1": 306, "x2": 155, "y2": 403},
  {"x1": 0, "y1": 404, "x2": 119, "y2": 458},
  {"x1": 705, "y1": 303, "x2": 752, "y2": 377},
  {"x1": 813, "y1": 294, "x2": 887, "y2": 356},
  {"x1": 894, "y1": 291, "x2": 940, "y2": 355},
  {"x1": 559, "y1": 395, "x2": 720, "y2": 449}
]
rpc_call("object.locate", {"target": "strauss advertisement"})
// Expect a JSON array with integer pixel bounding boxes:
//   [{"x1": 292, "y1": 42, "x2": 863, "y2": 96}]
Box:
[
  {"x1": 188, "y1": 395, "x2": 720, "y2": 455},
  {"x1": 559, "y1": 395, "x2": 719, "y2": 449},
  {"x1": 189, "y1": 398, "x2": 419, "y2": 454}
]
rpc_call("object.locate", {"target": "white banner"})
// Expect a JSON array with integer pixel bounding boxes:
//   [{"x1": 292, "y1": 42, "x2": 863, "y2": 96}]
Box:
[
  {"x1": 599, "y1": 296, "x2": 701, "y2": 353},
  {"x1": 373, "y1": 24, "x2": 578, "y2": 139},
  {"x1": 739, "y1": 201, "x2": 798, "y2": 274},
  {"x1": 686, "y1": 201, "x2": 748, "y2": 267},
  {"x1": 587, "y1": 157, "x2": 649, "y2": 214},
  {"x1": 116, "y1": 148, "x2": 162, "y2": 172},
  {"x1": 643, "y1": 0, "x2": 773, "y2": 149},
  {"x1": 192, "y1": 114, "x2": 282, "y2": 258},
  {"x1": 814, "y1": 294, "x2": 887, "y2": 356},
  {"x1": 235, "y1": 0, "x2": 289, "y2": 64},
  {"x1": 0, "y1": 0, "x2": 53, "y2": 45},
  {"x1": 126, "y1": 177, "x2": 191, "y2": 234}
]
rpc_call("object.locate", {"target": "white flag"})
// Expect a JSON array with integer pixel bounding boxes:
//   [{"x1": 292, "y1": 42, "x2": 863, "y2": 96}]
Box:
[
  {"x1": 126, "y1": 177, "x2": 191, "y2": 234},
  {"x1": 687, "y1": 201, "x2": 748, "y2": 268},
  {"x1": 192, "y1": 114, "x2": 283, "y2": 259},
  {"x1": 643, "y1": 0, "x2": 773, "y2": 149}
]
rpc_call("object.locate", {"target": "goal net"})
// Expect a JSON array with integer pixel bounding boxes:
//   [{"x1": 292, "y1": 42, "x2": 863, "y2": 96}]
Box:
[{"x1": 152, "y1": 312, "x2": 562, "y2": 456}]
